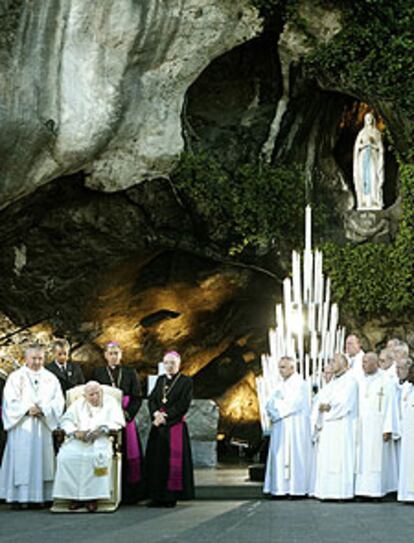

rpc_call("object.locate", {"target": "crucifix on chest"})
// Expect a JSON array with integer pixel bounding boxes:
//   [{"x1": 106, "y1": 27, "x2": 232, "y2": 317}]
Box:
[{"x1": 377, "y1": 386, "x2": 384, "y2": 412}]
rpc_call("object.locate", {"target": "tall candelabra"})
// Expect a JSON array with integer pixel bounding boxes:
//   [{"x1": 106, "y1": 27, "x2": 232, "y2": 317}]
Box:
[{"x1": 256, "y1": 205, "x2": 345, "y2": 432}]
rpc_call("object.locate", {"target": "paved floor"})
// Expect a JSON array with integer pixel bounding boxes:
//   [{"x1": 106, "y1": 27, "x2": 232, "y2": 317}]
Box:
[{"x1": 1, "y1": 498, "x2": 413, "y2": 543}]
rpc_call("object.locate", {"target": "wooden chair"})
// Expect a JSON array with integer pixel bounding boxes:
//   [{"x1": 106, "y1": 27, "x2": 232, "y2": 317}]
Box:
[{"x1": 51, "y1": 384, "x2": 123, "y2": 513}]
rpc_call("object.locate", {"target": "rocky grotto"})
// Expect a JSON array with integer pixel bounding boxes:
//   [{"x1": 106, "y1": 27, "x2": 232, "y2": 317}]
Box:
[{"x1": 0, "y1": 0, "x2": 413, "y2": 448}]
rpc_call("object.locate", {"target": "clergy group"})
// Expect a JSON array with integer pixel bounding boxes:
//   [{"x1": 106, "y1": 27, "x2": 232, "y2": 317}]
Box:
[
  {"x1": 0, "y1": 341, "x2": 195, "y2": 511},
  {"x1": 264, "y1": 335, "x2": 414, "y2": 502}
]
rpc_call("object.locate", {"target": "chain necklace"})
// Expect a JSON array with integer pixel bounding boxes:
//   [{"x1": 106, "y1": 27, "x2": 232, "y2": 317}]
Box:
[
  {"x1": 162, "y1": 373, "x2": 181, "y2": 404},
  {"x1": 106, "y1": 366, "x2": 122, "y2": 388}
]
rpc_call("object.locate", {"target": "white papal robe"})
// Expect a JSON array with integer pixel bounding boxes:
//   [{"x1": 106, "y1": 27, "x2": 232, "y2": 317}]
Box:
[
  {"x1": 355, "y1": 371, "x2": 399, "y2": 496},
  {"x1": 263, "y1": 373, "x2": 310, "y2": 496},
  {"x1": 0, "y1": 366, "x2": 64, "y2": 503},
  {"x1": 314, "y1": 371, "x2": 358, "y2": 500},
  {"x1": 398, "y1": 383, "x2": 414, "y2": 502},
  {"x1": 53, "y1": 394, "x2": 125, "y2": 501}
]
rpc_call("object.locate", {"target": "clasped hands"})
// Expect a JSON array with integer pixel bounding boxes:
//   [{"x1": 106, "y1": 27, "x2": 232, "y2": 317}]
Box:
[
  {"x1": 74, "y1": 426, "x2": 108, "y2": 442},
  {"x1": 319, "y1": 403, "x2": 331, "y2": 413},
  {"x1": 153, "y1": 410, "x2": 167, "y2": 427},
  {"x1": 27, "y1": 405, "x2": 43, "y2": 417}
]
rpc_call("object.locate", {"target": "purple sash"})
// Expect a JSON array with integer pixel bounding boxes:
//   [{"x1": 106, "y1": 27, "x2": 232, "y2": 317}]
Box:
[
  {"x1": 160, "y1": 407, "x2": 184, "y2": 492},
  {"x1": 122, "y1": 396, "x2": 141, "y2": 483}
]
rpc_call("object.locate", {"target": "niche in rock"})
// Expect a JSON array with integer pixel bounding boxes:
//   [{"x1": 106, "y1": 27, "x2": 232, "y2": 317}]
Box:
[
  {"x1": 184, "y1": 32, "x2": 281, "y2": 166},
  {"x1": 333, "y1": 101, "x2": 399, "y2": 209}
]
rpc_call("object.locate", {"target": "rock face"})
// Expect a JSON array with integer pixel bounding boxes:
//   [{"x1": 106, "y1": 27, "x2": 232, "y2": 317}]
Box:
[
  {"x1": 137, "y1": 399, "x2": 220, "y2": 467},
  {"x1": 0, "y1": 0, "x2": 261, "y2": 207},
  {"x1": 0, "y1": 0, "x2": 411, "y2": 446}
]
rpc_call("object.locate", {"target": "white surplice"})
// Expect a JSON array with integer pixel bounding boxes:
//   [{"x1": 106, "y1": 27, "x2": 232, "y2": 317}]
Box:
[
  {"x1": 398, "y1": 383, "x2": 414, "y2": 502},
  {"x1": 355, "y1": 370, "x2": 399, "y2": 496},
  {"x1": 53, "y1": 394, "x2": 125, "y2": 501},
  {"x1": 309, "y1": 381, "x2": 333, "y2": 496},
  {"x1": 346, "y1": 350, "x2": 365, "y2": 383},
  {"x1": 0, "y1": 366, "x2": 64, "y2": 503},
  {"x1": 383, "y1": 364, "x2": 398, "y2": 386},
  {"x1": 314, "y1": 371, "x2": 358, "y2": 500},
  {"x1": 263, "y1": 373, "x2": 311, "y2": 496}
]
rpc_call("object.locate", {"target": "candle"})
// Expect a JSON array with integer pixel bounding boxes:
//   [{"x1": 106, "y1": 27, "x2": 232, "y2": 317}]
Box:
[
  {"x1": 292, "y1": 251, "x2": 301, "y2": 304},
  {"x1": 305, "y1": 205, "x2": 312, "y2": 252},
  {"x1": 305, "y1": 353, "x2": 310, "y2": 381},
  {"x1": 283, "y1": 278, "x2": 292, "y2": 333}
]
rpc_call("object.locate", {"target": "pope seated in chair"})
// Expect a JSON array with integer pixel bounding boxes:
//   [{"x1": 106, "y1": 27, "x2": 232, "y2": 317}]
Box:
[{"x1": 52, "y1": 381, "x2": 125, "y2": 512}]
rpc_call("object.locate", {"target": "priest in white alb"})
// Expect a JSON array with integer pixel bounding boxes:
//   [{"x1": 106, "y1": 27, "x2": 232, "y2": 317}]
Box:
[
  {"x1": 53, "y1": 381, "x2": 125, "y2": 512},
  {"x1": 355, "y1": 352, "x2": 399, "y2": 498},
  {"x1": 398, "y1": 362, "x2": 414, "y2": 502},
  {"x1": 0, "y1": 344, "x2": 64, "y2": 507},
  {"x1": 309, "y1": 363, "x2": 334, "y2": 496},
  {"x1": 378, "y1": 348, "x2": 398, "y2": 384},
  {"x1": 263, "y1": 356, "x2": 311, "y2": 497},
  {"x1": 345, "y1": 333, "x2": 365, "y2": 383},
  {"x1": 314, "y1": 353, "x2": 358, "y2": 501}
]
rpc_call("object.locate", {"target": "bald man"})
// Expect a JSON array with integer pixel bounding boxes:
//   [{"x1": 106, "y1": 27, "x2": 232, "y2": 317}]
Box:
[
  {"x1": 263, "y1": 357, "x2": 311, "y2": 497},
  {"x1": 314, "y1": 353, "x2": 358, "y2": 501},
  {"x1": 355, "y1": 352, "x2": 399, "y2": 498}
]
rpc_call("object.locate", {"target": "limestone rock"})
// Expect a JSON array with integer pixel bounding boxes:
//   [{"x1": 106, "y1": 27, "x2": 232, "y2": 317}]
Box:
[
  {"x1": 0, "y1": 0, "x2": 261, "y2": 208},
  {"x1": 136, "y1": 399, "x2": 219, "y2": 467}
]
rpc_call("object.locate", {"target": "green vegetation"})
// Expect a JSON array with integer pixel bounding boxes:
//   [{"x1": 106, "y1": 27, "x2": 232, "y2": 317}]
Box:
[
  {"x1": 322, "y1": 164, "x2": 414, "y2": 316},
  {"x1": 307, "y1": 0, "x2": 414, "y2": 157},
  {"x1": 251, "y1": 0, "x2": 414, "y2": 156},
  {"x1": 181, "y1": 1, "x2": 414, "y2": 319},
  {"x1": 172, "y1": 152, "x2": 307, "y2": 255}
]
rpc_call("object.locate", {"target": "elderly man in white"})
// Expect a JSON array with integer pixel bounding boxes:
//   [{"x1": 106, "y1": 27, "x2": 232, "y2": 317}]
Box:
[
  {"x1": 314, "y1": 353, "x2": 358, "y2": 501},
  {"x1": 263, "y1": 356, "x2": 311, "y2": 497},
  {"x1": 53, "y1": 381, "x2": 125, "y2": 512},
  {"x1": 0, "y1": 344, "x2": 64, "y2": 508},
  {"x1": 355, "y1": 352, "x2": 399, "y2": 498}
]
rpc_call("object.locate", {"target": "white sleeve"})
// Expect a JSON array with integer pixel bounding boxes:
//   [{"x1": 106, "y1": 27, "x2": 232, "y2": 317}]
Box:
[
  {"x1": 1, "y1": 373, "x2": 33, "y2": 431},
  {"x1": 325, "y1": 378, "x2": 357, "y2": 421}
]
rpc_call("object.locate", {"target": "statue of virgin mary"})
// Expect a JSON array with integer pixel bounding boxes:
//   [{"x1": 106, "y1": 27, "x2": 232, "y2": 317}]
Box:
[{"x1": 353, "y1": 112, "x2": 384, "y2": 211}]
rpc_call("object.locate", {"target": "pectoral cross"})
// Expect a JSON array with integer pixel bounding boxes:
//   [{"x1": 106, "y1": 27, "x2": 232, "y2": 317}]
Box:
[{"x1": 378, "y1": 387, "x2": 384, "y2": 412}]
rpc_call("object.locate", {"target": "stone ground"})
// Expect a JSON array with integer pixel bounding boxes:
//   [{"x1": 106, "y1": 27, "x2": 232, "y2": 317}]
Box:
[
  {"x1": 1, "y1": 468, "x2": 413, "y2": 543},
  {"x1": 2, "y1": 498, "x2": 414, "y2": 543}
]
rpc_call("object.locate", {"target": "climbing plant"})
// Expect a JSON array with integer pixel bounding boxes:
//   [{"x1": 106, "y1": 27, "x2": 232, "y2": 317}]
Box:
[
  {"x1": 322, "y1": 164, "x2": 414, "y2": 317},
  {"x1": 172, "y1": 152, "x2": 307, "y2": 255}
]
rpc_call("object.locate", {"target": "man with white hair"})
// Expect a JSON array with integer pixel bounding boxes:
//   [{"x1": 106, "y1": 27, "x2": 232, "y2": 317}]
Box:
[
  {"x1": 379, "y1": 348, "x2": 398, "y2": 384},
  {"x1": 314, "y1": 353, "x2": 358, "y2": 501},
  {"x1": 393, "y1": 343, "x2": 410, "y2": 364},
  {"x1": 53, "y1": 381, "x2": 125, "y2": 512},
  {"x1": 386, "y1": 337, "x2": 402, "y2": 350},
  {"x1": 146, "y1": 350, "x2": 194, "y2": 508},
  {"x1": 345, "y1": 333, "x2": 365, "y2": 382},
  {"x1": 263, "y1": 356, "x2": 311, "y2": 497},
  {"x1": 0, "y1": 344, "x2": 64, "y2": 508},
  {"x1": 355, "y1": 352, "x2": 399, "y2": 498}
]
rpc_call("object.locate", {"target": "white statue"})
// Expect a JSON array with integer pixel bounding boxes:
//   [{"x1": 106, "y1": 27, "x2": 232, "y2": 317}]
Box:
[{"x1": 353, "y1": 112, "x2": 384, "y2": 210}]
